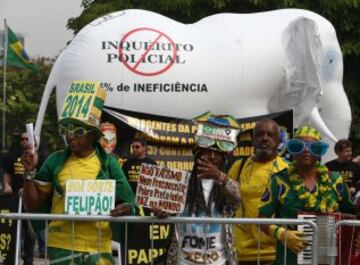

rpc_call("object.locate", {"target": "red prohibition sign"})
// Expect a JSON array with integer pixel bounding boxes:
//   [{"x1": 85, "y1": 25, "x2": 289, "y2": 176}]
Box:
[{"x1": 118, "y1": 27, "x2": 177, "y2": 76}]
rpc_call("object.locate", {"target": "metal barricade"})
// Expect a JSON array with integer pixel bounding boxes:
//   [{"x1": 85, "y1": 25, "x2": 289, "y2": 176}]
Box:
[
  {"x1": 14, "y1": 197, "x2": 22, "y2": 265},
  {"x1": 329, "y1": 220, "x2": 360, "y2": 265},
  {"x1": 0, "y1": 213, "x2": 319, "y2": 265}
]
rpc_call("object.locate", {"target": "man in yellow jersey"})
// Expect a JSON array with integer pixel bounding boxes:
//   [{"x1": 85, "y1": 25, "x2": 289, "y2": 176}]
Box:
[
  {"x1": 227, "y1": 119, "x2": 287, "y2": 265},
  {"x1": 22, "y1": 82, "x2": 136, "y2": 265}
]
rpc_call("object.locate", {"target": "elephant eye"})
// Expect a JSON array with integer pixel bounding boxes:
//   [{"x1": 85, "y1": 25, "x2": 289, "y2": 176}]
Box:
[{"x1": 322, "y1": 49, "x2": 340, "y2": 82}]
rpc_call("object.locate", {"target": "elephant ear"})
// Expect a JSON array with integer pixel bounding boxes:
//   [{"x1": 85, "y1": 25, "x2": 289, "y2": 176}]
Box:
[{"x1": 269, "y1": 17, "x2": 322, "y2": 127}]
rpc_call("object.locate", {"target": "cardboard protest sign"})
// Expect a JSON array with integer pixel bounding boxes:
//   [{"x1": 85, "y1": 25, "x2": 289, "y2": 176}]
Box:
[
  {"x1": 65, "y1": 180, "x2": 115, "y2": 215},
  {"x1": 135, "y1": 164, "x2": 190, "y2": 214},
  {"x1": 60, "y1": 80, "x2": 104, "y2": 122}
]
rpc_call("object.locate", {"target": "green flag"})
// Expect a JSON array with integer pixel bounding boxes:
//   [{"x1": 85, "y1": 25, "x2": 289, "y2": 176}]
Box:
[{"x1": 6, "y1": 25, "x2": 37, "y2": 71}]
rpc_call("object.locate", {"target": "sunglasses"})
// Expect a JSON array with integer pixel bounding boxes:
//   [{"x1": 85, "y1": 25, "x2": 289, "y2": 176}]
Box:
[
  {"x1": 287, "y1": 139, "x2": 329, "y2": 157},
  {"x1": 196, "y1": 136, "x2": 236, "y2": 152},
  {"x1": 59, "y1": 125, "x2": 92, "y2": 138}
]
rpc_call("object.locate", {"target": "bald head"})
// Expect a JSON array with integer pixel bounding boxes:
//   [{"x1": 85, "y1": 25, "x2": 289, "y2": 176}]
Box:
[
  {"x1": 254, "y1": 119, "x2": 280, "y2": 138},
  {"x1": 252, "y1": 118, "x2": 281, "y2": 162}
]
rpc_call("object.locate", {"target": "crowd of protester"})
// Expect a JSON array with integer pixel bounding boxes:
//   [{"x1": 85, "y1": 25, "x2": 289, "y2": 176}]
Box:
[{"x1": 1, "y1": 100, "x2": 360, "y2": 265}]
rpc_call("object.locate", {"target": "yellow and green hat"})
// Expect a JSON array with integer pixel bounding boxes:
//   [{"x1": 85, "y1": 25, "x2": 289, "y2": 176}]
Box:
[
  {"x1": 193, "y1": 111, "x2": 241, "y2": 153},
  {"x1": 58, "y1": 80, "x2": 106, "y2": 138},
  {"x1": 294, "y1": 126, "x2": 322, "y2": 141}
]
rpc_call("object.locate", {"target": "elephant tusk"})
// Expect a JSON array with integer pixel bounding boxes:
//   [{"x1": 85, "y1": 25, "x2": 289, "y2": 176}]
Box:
[{"x1": 308, "y1": 107, "x2": 337, "y2": 142}]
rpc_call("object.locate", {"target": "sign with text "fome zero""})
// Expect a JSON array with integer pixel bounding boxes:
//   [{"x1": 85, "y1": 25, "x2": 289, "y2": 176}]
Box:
[{"x1": 65, "y1": 180, "x2": 115, "y2": 215}]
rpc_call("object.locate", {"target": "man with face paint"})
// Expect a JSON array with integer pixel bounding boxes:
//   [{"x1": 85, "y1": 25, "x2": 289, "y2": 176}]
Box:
[
  {"x1": 227, "y1": 118, "x2": 287, "y2": 265},
  {"x1": 259, "y1": 126, "x2": 356, "y2": 265}
]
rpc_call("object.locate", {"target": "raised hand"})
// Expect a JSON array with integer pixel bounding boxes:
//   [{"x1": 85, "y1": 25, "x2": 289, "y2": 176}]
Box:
[{"x1": 197, "y1": 156, "x2": 222, "y2": 180}]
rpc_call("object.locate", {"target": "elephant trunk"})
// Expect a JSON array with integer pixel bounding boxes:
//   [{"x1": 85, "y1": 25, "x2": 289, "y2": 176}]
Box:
[
  {"x1": 308, "y1": 83, "x2": 352, "y2": 161},
  {"x1": 308, "y1": 107, "x2": 337, "y2": 142},
  {"x1": 318, "y1": 84, "x2": 352, "y2": 140}
]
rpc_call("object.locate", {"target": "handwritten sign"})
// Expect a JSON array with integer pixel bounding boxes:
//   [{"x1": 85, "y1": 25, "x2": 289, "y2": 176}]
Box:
[
  {"x1": 60, "y1": 80, "x2": 101, "y2": 120},
  {"x1": 135, "y1": 164, "x2": 190, "y2": 214},
  {"x1": 65, "y1": 180, "x2": 115, "y2": 215}
]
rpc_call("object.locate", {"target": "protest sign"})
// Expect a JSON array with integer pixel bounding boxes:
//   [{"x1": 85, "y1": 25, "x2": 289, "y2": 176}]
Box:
[
  {"x1": 135, "y1": 164, "x2": 190, "y2": 214},
  {"x1": 65, "y1": 180, "x2": 115, "y2": 215},
  {"x1": 0, "y1": 194, "x2": 18, "y2": 265},
  {"x1": 60, "y1": 80, "x2": 103, "y2": 121}
]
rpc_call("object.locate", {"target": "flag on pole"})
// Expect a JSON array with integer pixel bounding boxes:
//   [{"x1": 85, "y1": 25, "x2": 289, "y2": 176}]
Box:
[{"x1": 6, "y1": 25, "x2": 37, "y2": 71}]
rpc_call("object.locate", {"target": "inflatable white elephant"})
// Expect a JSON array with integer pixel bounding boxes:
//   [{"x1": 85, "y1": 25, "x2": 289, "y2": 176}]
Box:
[{"x1": 37, "y1": 9, "x2": 351, "y2": 161}]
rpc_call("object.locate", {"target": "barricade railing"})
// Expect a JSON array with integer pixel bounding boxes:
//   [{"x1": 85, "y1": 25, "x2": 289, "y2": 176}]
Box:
[
  {"x1": 0, "y1": 213, "x2": 318, "y2": 265},
  {"x1": 329, "y1": 220, "x2": 360, "y2": 265},
  {"x1": 14, "y1": 196, "x2": 22, "y2": 265}
]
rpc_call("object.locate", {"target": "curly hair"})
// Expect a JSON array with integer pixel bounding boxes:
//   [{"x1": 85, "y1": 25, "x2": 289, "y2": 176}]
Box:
[{"x1": 186, "y1": 150, "x2": 228, "y2": 216}]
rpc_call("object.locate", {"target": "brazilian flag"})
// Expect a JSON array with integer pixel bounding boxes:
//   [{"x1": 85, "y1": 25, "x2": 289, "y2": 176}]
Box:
[{"x1": 6, "y1": 26, "x2": 37, "y2": 71}]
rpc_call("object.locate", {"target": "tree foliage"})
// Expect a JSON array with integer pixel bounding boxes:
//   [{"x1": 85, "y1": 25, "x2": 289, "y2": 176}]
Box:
[
  {"x1": 67, "y1": 0, "x2": 360, "y2": 144},
  {"x1": 0, "y1": 59, "x2": 64, "y2": 153},
  {"x1": 68, "y1": 0, "x2": 360, "y2": 55}
]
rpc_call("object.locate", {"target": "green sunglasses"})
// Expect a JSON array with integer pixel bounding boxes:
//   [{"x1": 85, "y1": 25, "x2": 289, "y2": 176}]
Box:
[
  {"x1": 59, "y1": 124, "x2": 92, "y2": 138},
  {"x1": 195, "y1": 136, "x2": 237, "y2": 152}
]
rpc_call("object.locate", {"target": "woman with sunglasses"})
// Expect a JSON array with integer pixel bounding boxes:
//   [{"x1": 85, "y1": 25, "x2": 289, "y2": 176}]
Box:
[{"x1": 258, "y1": 126, "x2": 356, "y2": 265}]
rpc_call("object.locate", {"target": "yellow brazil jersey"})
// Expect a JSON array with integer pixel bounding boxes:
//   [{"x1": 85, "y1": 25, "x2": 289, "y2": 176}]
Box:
[
  {"x1": 227, "y1": 156, "x2": 287, "y2": 262},
  {"x1": 36, "y1": 152, "x2": 113, "y2": 253}
]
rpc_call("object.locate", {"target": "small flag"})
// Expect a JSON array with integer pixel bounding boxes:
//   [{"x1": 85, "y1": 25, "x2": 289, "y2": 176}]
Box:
[{"x1": 6, "y1": 25, "x2": 37, "y2": 71}]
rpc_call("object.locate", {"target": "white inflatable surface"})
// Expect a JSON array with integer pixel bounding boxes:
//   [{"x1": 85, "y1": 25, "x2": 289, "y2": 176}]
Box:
[{"x1": 38, "y1": 9, "x2": 352, "y2": 161}]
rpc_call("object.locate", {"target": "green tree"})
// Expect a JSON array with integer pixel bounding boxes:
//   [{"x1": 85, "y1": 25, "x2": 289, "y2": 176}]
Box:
[
  {"x1": 67, "y1": 0, "x2": 360, "y2": 145},
  {"x1": 0, "y1": 58, "x2": 63, "y2": 153}
]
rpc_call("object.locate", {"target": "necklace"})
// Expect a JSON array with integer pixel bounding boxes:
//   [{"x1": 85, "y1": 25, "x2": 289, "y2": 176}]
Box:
[{"x1": 287, "y1": 162, "x2": 339, "y2": 213}]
